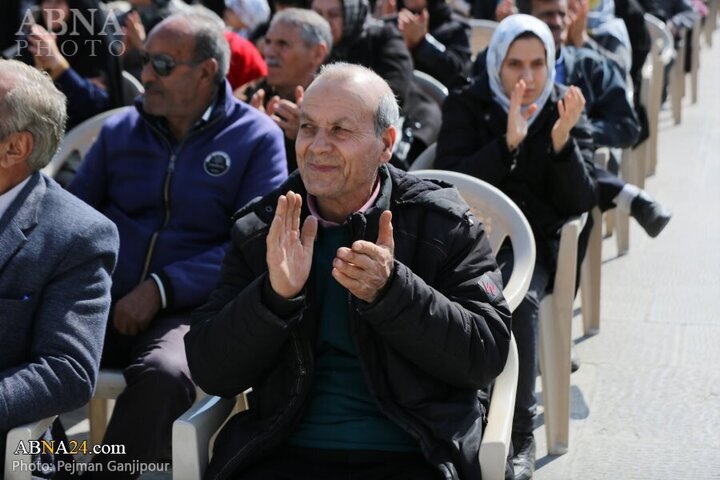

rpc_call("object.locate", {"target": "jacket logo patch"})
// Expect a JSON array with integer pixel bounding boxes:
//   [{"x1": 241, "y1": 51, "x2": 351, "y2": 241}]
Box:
[
  {"x1": 480, "y1": 280, "x2": 497, "y2": 297},
  {"x1": 203, "y1": 152, "x2": 231, "y2": 177},
  {"x1": 478, "y1": 272, "x2": 502, "y2": 300}
]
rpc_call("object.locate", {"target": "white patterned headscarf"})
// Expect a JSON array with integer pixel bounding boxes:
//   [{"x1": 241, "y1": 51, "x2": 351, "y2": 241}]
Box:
[
  {"x1": 486, "y1": 14, "x2": 556, "y2": 127},
  {"x1": 225, "y1": 0, "x2": 271, "y2": 33},
  {"x1": 587, "y1": 0, "x2": 632, "y2": 74}
]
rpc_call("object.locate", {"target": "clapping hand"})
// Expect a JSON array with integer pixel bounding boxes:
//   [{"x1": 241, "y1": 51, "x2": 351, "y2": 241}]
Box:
[
  {"x1": 506, "y1": 80, "x2": 538, "y2": 152},
  {"x1": 332, "y1": 210, "x2": 395, "y2": 304},
  {"x1": 398, "y1": 8, "x2": 429, "y2": 50},
  {"x1": 551, "y1": 85, "x2": 585, "y2": 153},
  {"x1": 27, "y1": 24, "x2": 68, "y2": 79},
  {"x1": 266, "y1": 191, "x2": 318, "y2": 299},
  {"x1": 266, "y1": 86, "x2": 304, "y2": 140}
]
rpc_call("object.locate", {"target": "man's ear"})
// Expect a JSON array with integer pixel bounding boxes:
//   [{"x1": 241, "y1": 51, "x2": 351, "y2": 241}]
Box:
[
  {"x1": 200, "y1": 58, "x2": 220, "y2": 85},
  {"x1": 312, "y1": 43, "x2": 330, "y2": 68},
  {"x1": 379, "y1": 125, "x2": 397, "y2": 164},
  {"x1": 0, "y1": 131, "x2": 33, "y2": 168}
]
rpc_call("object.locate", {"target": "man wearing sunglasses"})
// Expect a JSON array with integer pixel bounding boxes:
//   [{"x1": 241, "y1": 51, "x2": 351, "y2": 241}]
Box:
[{"x1": 69, "y1": 11, "x2": 288, "y2": 477}]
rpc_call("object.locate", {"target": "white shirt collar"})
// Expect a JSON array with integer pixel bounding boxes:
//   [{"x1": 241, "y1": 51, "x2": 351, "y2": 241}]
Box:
[{"x1": 0, "y1": 176, "x2": 31, "y2": 223}]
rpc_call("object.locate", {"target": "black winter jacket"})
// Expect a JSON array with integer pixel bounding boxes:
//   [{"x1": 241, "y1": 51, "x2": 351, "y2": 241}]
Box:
[
  {"x1": 436, "y1": 76, "x2": 599, "y2": 274},
  {"x1": 185, "y1": 165, "x2": 512, "y2": 480}
]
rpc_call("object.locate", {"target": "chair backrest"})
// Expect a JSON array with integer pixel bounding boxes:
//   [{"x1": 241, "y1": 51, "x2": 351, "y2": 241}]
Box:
[
  {"x1": 408, "y1": 142, "x2": 437, "y2": 171},
  {"x1": 468, "y1": 19, "x2": 498, "y2": 60},
  {"x1": 42, "y1": 106, "x2": 131, "y2": 178},
  {"x1": 411, "y1": 169, "x2": 536, "y2": 312},
  {"x1": 412, "y1": 70, "x2": 448, "y2": 107},
  {"x1": 121, "y1": 70, "x2": 144, "y2": 105},
  {"x1": 644, "y1": 13, "x2": 675, "y2": 65}
]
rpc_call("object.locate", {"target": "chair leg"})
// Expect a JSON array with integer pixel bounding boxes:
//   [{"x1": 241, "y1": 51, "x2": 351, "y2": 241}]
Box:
[
  {"x1": 615, "y1": 211, "x2": 630, "y2": 255},
  {"x1": 581, "y1": 208, "x2": 602, "y2": 336},
  {"x1": 671, "y1": 36, "x2": 686, "y2": 125},
  {"x1": 538, "y1": 295, "x2": 571, "y2": 455},
  {"x1": 88, "y1": 398, "x2": 112, "y2": 446}
]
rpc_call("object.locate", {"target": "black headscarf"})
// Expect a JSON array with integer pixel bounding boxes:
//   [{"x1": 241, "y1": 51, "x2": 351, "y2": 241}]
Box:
[{"x1": 331, "y1": 0, "x2": 371, "y2": 58}]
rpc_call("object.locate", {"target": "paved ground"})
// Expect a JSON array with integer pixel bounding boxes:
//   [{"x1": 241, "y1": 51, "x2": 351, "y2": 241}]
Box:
[
  {"x1": 533, "y1": 25, "x2": 720, "y2": 480},
  {"x1": 58, "y1": 24, "x2": 720, "y2": 480}
]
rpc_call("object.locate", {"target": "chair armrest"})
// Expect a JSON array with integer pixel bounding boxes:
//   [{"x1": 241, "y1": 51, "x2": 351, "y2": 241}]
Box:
[
  {"x1": 4, "y1": 416, "x2": 58, "y2": 480},
  {"x1": 479, "y1": 335, "x2": 519, "y2": 480},
  {"x1": 172, "y1": 396, "x2": 235, "y2": 480}
]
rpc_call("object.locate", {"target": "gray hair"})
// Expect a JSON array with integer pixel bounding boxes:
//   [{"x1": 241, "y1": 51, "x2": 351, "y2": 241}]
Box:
[
  {"x1": 315, "y1": 63, "x2": 399, "y2": 137},
  {"x1": 270, "y1": 8, "x2": 333, "y2": 51},
  {"x1": 0, "y1": 60, "x2": 67, "y2": 171},
  {"x1": 169, "y1": 10, "x2": 231, "y2": 84}
]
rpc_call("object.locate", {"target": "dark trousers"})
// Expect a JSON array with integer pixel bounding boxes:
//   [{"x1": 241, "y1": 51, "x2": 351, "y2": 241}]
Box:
[
  {"x1": 497, "y1": 247, "x2": 551, "y2": 436},
  {"x1": 596, "y1": 164, "x2": 626, "y2": 212},
  {"x1": 236, "y1": 446, "x2": 441, "y2": 480},
  {"x1": 84, "y1": 312, "x2": 196, "y2": 479}
]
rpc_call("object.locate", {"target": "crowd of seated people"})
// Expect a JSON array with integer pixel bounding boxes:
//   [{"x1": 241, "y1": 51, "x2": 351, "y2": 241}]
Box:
[{"x1": 3, "y1": 0, "x2": 712, "y2": 477}]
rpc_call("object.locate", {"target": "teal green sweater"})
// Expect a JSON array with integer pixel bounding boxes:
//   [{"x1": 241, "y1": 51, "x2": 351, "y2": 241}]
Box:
[{"x1": 289, "y1": 225, "x2": 419, "y2": 452}]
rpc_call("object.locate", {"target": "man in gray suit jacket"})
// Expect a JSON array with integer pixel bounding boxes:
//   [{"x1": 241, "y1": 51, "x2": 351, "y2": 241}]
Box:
[{"x1": 0, "y1": 59, "x2": 119, "y2": 474}]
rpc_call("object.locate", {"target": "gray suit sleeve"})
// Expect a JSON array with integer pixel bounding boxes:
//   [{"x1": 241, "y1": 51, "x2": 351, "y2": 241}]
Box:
[{"x1": 0, "y1": 220, "x2": 118, "y2": 431}]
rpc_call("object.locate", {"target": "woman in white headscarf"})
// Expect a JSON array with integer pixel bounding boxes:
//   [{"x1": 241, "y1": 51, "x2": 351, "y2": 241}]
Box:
[{"x1": 436, "y1": 13, "x2": 598, "y2": 480}]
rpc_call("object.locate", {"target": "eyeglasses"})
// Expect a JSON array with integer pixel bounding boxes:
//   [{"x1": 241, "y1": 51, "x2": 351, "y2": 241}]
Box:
[{"x1": 139, "y1": 51, "x2": 200, "y2": 77}]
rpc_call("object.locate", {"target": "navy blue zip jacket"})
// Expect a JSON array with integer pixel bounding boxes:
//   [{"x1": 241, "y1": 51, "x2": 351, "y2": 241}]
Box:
[{"x1": 69, "y1": 80, "x2": 288, "y2": 310}]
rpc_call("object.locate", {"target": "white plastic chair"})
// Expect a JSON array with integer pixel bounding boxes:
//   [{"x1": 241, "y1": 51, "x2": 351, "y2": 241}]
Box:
[
  {"x1": 409, "y1": 142, "x2": 437, "y2": 171},
  {"x1": 468, "y1": 19, "x2": 498, "y2": 60},
  {"x1": 537, "y1": 212, "x2": 587, "y2": 455},
  {"x1": 669, "y1": 25, "x2": 688, "y2": 125},
  {"x1": 410, "y1": 141, "x2": 587, "y2": 455},
  {"x1": 121, "y1": 70, "x2": 144, "y2": 105},
  {"x1": 689, "y1": 15, "x2": 702, "y2": 104},
  {"x1": 4, "y1": 416, "x2": 57, "y2": 480},
  {"x1": 42, "y1": 106, "x2": 131, "y2": 179},
  {"x1": 579, "y1": 149, "x2": 611, "y2": 336},
  {"x1": 705, "y1": 0, "x2": 718, "y2": 46},
  {"x1": 88, "y1": 369, "x2": 127, "y2": 446},
  {"x1": 171, "y1": 169, "x2": 537, "y2": 480},
  {"x1": 88, "y1": 369, "x2": 207, "y2": 451},
  {"x1": 642, "y1": 14, "x2": 675, "y2": 176},
  {"x1": 412, "y1": 70, "x2": 449, "y2": 107}
]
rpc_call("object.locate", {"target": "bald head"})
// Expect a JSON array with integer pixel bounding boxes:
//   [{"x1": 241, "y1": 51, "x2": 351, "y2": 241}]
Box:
[
  {"x1": 307, "y1": 63, "x2": 399, "y2": 136},
  {"x1": 149, "y1": 11, "x2": 230, "y2": 83}
]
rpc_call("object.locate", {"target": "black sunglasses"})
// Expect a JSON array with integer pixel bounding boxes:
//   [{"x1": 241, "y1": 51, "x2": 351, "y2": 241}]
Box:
[{"x1": 139, "y1": 51, "x2": 200, "y2": 77}]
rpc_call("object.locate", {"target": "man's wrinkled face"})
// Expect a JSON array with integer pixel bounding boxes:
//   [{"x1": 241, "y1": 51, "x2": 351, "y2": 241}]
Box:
[
  {"x1": 296, "y1": 77, "x2": 392, "y2": 213},
  {"x1": 140, "y1": 28, "x2": 206, "y2": 118},
  {"x1": 264, "y1": 22, "x2": 317, "y2": 90},
  {"x1": 532, "y1": 0, "x2": 570, "y2": 48}
]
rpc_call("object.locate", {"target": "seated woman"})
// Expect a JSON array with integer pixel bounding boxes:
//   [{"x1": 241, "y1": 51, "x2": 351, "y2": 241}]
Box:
[{"x1": 436, "y1": 14, "x2": 598, "y2": 480}]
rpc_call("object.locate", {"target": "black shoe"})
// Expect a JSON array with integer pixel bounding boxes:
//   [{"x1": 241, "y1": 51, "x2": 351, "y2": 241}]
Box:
[
  {"x1": 511, "y1": 433, "x2": 536, "y2": 480},
  {"x1": 630, "y1": 192, "x2": 672, "y2": 238}
]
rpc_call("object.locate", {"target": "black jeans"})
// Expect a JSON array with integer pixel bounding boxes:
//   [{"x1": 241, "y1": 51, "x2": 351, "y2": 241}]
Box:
[{"x1": 236, "y1": 446, "x2": 441, "y2": 480}]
